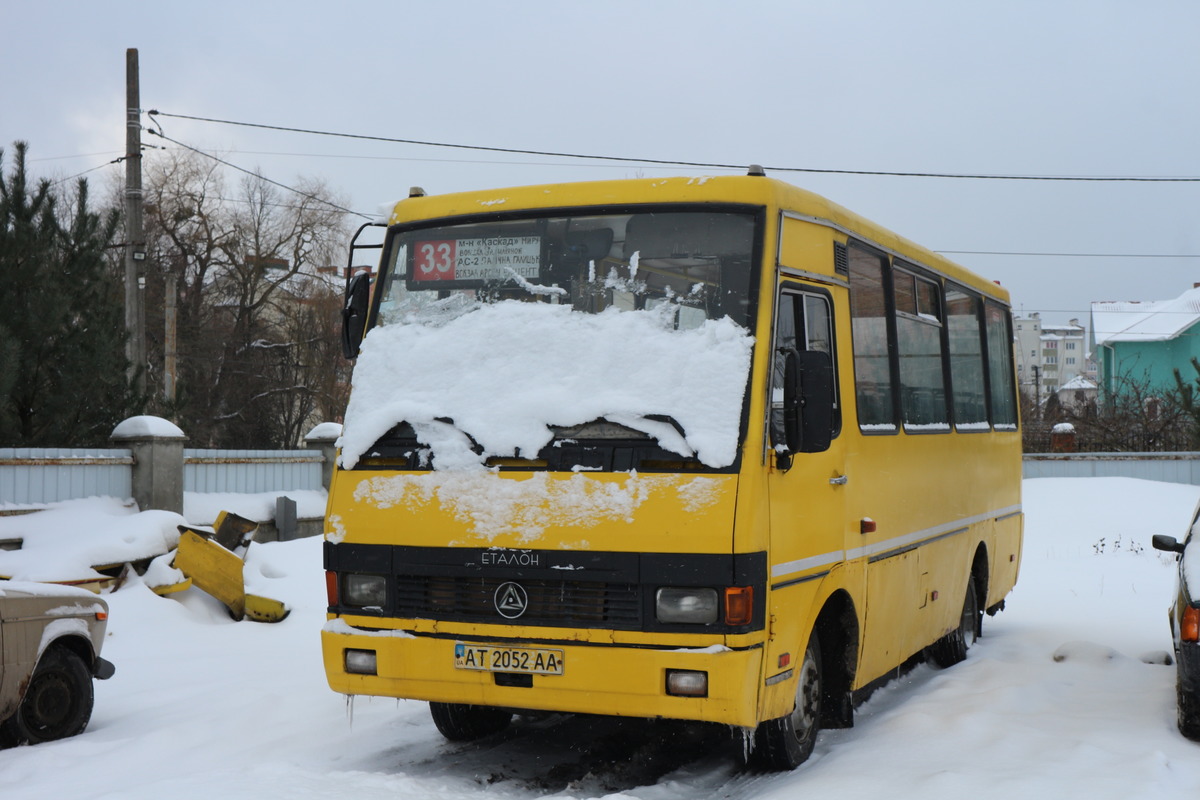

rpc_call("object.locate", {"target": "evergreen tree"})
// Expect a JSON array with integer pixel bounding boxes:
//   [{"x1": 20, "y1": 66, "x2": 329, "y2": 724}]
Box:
[
  {"x1": 0, "y1": 142, "x2": 140, "y2": 446},
  {"x1": 1174, "y1": 357, "x2": 1200, "y2": 449}
]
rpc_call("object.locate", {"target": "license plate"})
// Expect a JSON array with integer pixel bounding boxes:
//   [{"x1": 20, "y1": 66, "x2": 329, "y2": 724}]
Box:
[{"x1": 453, "y1": 643, "x2": 564, "y2": 675}]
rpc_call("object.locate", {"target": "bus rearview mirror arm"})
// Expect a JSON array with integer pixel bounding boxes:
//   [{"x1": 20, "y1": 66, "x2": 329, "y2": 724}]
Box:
[{"x1": 341, "y1": 273, "x2": 371, "y2": 359}]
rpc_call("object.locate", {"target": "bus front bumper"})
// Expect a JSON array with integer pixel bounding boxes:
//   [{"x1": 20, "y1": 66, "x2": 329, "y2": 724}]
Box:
[{"x1": 322, "y1": 621, "x2": 765, "y2": 728}]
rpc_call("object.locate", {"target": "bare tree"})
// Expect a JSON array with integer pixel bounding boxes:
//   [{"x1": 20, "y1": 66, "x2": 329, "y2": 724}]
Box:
[
  {"x1": 1023, "y1": 370, "x2": 1191, "y2": 453},
  {"x1": 141, "y1": 150, "x2": 351, "y2": 447}
]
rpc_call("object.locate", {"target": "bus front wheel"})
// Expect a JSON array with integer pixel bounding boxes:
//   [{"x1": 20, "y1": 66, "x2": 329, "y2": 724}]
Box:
[
  {"x1": 429, "y1": 701, "x2": 512, "y2": 741},
  {"x1": 750, "y1": 635, "x2": 823, "y2": 770}
]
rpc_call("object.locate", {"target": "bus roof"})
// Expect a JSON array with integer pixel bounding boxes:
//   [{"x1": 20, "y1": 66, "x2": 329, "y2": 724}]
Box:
[{"x1": 386, "y1": 174, "x2": 1011, "y2": 305}]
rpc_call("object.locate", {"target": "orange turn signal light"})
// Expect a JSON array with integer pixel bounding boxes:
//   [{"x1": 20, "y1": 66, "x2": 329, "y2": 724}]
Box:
[
  {"x1": 724, "y1": 586, "x2": 754, "y2": 626},
  {"x1": 325, "y1": 571, "x2": 339, "y2": 607},
  {"x1": 1183, "y1": 606, "x2": 1200, "y2": 643}
]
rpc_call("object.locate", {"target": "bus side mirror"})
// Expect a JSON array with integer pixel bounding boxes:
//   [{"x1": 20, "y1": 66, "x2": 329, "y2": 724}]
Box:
[
  {"x1": 1152, "y1": 534, "x2": 1185, "y2": 554},
  {"x1": 341, "y1": 272, "x2": 371, "y2": 359},
  {"x1": 784, "y1": 349, "x2": 834, "y2": 454}
]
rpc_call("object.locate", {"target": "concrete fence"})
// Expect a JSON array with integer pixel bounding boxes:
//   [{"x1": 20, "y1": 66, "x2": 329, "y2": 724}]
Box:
[
  {"x1": 1, "y1": 418, "x2": 340, "y2": 540},
  {"x1": 1022, "y1": 452, "x2": 1200, "y2": 485},
  {"x1": 0, "y1": 449, "x2": 134, "y2": 506}
]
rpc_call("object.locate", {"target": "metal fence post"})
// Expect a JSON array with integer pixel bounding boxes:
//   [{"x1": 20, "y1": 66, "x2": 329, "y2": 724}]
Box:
[{"x1": 110, "y1": 416, "x2": 186, "y2": 514}]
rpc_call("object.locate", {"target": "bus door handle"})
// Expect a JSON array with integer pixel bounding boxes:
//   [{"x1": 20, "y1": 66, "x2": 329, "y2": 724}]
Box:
[{"x1": 829, "y1": 474, "x2": 848, "y2": 486}]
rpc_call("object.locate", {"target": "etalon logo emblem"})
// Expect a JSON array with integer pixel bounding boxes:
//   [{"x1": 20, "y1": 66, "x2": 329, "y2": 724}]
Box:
[{"x1": 494, "y1": 582, "x2": 529, "y2": 619}]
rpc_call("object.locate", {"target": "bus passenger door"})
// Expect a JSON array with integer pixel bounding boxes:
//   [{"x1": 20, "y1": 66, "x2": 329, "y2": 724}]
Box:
[{"x1": 764, "y1": 285, "x2": 847, "y2": 685}]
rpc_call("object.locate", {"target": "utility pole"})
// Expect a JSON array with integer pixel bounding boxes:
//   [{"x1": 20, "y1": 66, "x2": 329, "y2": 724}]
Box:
[
  {"x1": 164, "y1": 260, "x2": 178, "y2": 404},
  {"x1": 124, "y1": 48, "x2": 146, "y2": 393},
  {"x1": 1031, "y1": 364, "x2": 1041, "y2": 419}
]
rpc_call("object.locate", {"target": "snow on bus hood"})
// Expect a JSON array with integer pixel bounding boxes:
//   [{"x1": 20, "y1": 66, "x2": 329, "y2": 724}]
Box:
[{"x1": 338, "y1": 301, "x2": 755, "y2": 470}]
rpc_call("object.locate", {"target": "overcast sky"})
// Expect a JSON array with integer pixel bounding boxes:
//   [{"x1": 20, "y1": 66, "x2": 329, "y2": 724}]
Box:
[{"x1": 5, "y1": 0, "x2": 1197, "y2": 326}]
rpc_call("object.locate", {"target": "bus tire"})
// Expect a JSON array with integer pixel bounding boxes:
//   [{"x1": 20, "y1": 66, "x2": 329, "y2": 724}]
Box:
[
  {"x1": 0, "y1": 646, "x2": 94, "y2": 745},
  {"x1": 428, "y1": 702, "x2": 512, "y2": 741},
  {"x1": 929, "y1": 575, "x2": 979, "y2": 668},
  {"x1": 1179, "y1": 676, "x2": 1200, "y2": 741},
  {"x1": 751, "y1": 635, "x2": 822, "y2": 771}
]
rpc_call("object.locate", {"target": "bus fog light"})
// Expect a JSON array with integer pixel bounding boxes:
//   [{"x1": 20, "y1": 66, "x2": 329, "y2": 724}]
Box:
[
  {"x1": 345, "y1": 648, "x2": 378, "y2": 675},
  {"x1": 656, "y1": 588, "x2": 719, "y2": 623},
  {"x1": 666, "y1": 669, "x2": 708, "y2": 697}
]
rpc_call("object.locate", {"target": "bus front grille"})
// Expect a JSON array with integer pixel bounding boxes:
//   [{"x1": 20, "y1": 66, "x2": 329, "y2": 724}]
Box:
[{"x1": 394, "y1": 575, "x2": 641, "y2": 628}]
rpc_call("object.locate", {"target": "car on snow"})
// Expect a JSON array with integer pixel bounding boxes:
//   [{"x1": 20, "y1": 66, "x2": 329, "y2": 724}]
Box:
[
  {"x1": 0, "y1": 580, "x2": 115, "y2": 746},
  {"x1": 1152, "y1": 505, "x2": 1200, "y2": 741}
]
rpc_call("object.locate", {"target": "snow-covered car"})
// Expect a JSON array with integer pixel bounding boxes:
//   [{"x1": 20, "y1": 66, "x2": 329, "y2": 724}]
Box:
[
  {"x1": 0, "y1": 581, "x2": 115, "y2": 746},
  {"x1": 1152, "y1": 509, "x2": 1200, "y2": 741}
]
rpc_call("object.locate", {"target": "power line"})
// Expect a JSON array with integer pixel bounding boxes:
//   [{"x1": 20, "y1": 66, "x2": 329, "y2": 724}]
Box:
[
  {"x1": 50, "y1": 156, "x2": 125, "y2": 187},
  {"x1": 206, "y1": 148, "x2": 694, "y2": 171},
  {"x1": 145, "y1": 135, "x2": 1200, "y2": 258},
  {"x1": 145, "y1": 127, "x2": 371, "y2": 220},
  {"x1": 140, "y1": 111, "x2": 1200, "y2": 260},
  {"x1": 29, "y1": 150, "x2": 125, "y2": 163},
  {"x1": 148, "y1": 110, "x2": 1200, "y2": 183}
]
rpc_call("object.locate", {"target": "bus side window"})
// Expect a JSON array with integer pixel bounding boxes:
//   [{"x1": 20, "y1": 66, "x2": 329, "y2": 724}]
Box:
[
  {"x1": 894, "y1": 266, "x2": 949, "y2": 431},
  {"x1": 984, "y1": 300, "x2": 1019, "y2": 429},
  {"x1": 946, "y1": 284, "x2": 989, "y2": 429},
  {"x1": 848, "y1": 247, "x2": 896, "y2": 431}
]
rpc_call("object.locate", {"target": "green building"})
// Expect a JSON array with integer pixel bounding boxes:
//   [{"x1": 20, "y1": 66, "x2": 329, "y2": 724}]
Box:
[{"x1": 1091, "y1": 285, "x2": 1200, "y2": 396}]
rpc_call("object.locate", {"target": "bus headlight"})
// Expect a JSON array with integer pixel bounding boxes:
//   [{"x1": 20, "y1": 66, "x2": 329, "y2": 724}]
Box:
[
  {"x1": 343, "y1": 574, "x2": 387, "y2": 608},
  {"x1": 656, "y1": 587, "x2": 719, "y2": 624}
]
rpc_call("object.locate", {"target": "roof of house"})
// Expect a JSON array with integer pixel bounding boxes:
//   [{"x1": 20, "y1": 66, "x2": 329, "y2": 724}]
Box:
[
  {"x1": 1091, "y1": 285, "x2": 1200, "y2": 346},
  {"x1": 1059, "y1": 374, "x2": 1097, "y2": 391}
]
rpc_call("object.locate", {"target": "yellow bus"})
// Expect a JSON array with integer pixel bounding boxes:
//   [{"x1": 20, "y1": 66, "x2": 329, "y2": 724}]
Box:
[{"x1": 322, "y1": 170, "x2": 1022, "y2": 770}]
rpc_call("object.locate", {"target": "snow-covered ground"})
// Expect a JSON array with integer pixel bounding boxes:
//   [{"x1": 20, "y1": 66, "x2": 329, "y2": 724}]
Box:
[{"x1": 2, "y1": 477, "x2": 1198, "y2": 799}]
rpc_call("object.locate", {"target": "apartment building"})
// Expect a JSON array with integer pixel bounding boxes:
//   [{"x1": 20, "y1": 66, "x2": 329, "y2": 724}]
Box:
[{"x1": 1013, "y1": 312, "x2": 1088, "y2": 402}]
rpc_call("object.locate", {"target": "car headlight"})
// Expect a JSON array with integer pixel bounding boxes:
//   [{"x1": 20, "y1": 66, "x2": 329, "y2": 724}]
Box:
[
  {"x1": 343, "y1": 574, "x2": 387, "y2": 608},
  {"x1": 656, "y1": 587, "x2": 719, "y2": 624}
]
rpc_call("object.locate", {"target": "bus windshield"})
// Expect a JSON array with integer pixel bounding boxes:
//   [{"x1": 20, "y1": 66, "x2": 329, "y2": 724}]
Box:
[
  {"x1": 375, "y1": 210, "x2": 757, "y2": 330},
  {"x1": 341, "y1": 209, "x2": 760, "y2": 472}
]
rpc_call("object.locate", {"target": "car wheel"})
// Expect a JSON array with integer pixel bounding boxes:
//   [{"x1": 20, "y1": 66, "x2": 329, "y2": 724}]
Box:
[
  {"x1": 1178, "y1": 674, "x2": 1200, "y2": 741},
  {"x1": 929, "y1": 575, "x2": 980, "y2": 668},
  {"x1": 428, "y1": 702, "x2": 512, "y2": 741},
  {"x1": 751, "y1": 635, "x2": 823, "y2": 771},
  {"x1": 0, "y1": 646, "x2": 94, "y2": 745}
]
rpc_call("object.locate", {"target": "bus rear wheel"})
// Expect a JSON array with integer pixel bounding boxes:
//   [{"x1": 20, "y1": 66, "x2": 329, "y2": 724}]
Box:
[
  {"x1": 429, "y1": 702, "x2": 512, "y2": 741},
  {"x1": 929, "y1": 575, "x2": 980, "y2": 668},
  {"x1": 750, "y1": 635, "x2": 822, "y2": 771}
]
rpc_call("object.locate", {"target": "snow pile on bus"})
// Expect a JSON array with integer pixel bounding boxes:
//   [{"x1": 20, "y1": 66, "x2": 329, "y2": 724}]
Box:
[{"x1": 337, "y1": 300, "x2": 754, "y2": 471}]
